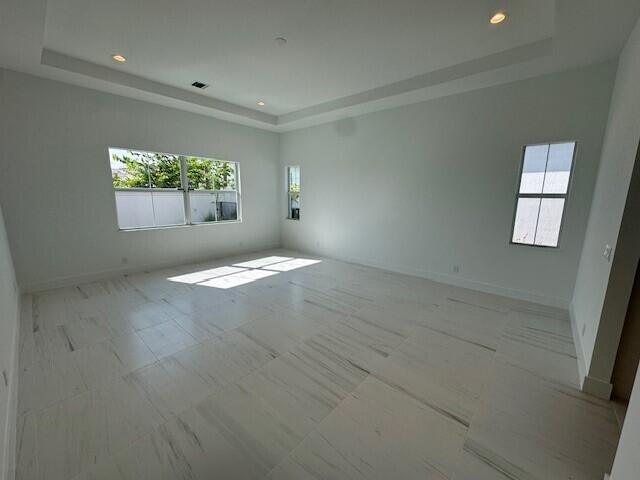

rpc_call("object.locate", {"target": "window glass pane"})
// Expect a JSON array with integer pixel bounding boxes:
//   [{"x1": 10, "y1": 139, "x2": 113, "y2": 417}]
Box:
[
  {"x1": 110, "y1": 148, "x2": 184, "y2": 229},
  {"x1": 190, "y1": 190, "x2": 238, "y2": 223},
  {"x1": 152, "y1": 190, "x2": 185, "y2": 226},
  {"x1": 288, "y1": 166, "x2": 300, "y2": 192},
  {"x1": 189, "y1": 159, "x2": 238, "y2": 223},
  {"x1": 512, "y1": 197, "x2": 541, "y2": 245},
  {"x1": 111, "y1": 150, "x2": 182, "y2": 189},
  {"x1": 148, "y1": 153, "x2": 182, "y2": 188},
  {"x1": 543, "y1": 142, "x2": 574, "y2": 194},
  {"x1": 519, "y1": 145, "x2": 549, "y2": 194},
  {"x1": 188, "y1": 158, "x2": 237, "y2": 191},
  {"x1": 534, "y1": 198, "x2": 565, "y2": 247},
  {"x1": 110, "y1": 148, "x2": 151, "y2": 188},
  {"x1": 287, "y1": 166, "x2": 300, "y2": 219},
  {"x1": 114, "y1": 190, "x2": 155, "y2": 229}
]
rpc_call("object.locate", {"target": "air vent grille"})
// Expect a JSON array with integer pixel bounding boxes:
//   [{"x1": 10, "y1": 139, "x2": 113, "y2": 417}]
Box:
[{"x1": 191, "y1": 81, "x2": 209, "y2": 89}]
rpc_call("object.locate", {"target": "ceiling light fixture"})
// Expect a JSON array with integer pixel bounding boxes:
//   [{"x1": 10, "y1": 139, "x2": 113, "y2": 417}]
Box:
[
  {"x1": 274, "y1": 37, "x2": 288, "y2": 46},
  {"x1": 257, "y1": 101, "x2": 266, "y2": 106},
  {"x1": 111, "y1": 54, "x2": 127, "y2": 63},
  {"x1": 490, "y1": 11, "x2": 507, "y2": 24}
]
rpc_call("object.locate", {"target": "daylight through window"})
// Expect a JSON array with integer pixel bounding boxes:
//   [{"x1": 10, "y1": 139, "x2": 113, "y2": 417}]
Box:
[
  {"x1": 287, "y1": 166, "x2": 300, "y2": 220},
  {"x1": 511, "y1": 142, "x2": 576, "y2": 248},
  {"x1": 109, "y1": 148, "x2": 240, "y2": 230}
]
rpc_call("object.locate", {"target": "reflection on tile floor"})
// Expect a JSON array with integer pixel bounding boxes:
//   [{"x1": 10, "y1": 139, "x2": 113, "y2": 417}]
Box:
[{"x1": 15, "y1": 250, "x2": 621, "y2": 480}]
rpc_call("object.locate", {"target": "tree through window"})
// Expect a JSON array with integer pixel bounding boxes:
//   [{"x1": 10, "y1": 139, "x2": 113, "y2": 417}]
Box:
[{"x1": 109, "y1": 148, "x2": 240, "y2": 229}]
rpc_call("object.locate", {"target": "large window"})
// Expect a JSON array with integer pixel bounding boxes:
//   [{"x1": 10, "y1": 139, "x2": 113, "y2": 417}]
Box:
[
  {"x1": 287, "y1": 166, "x2": 300, "y2": 220},
  {"x1": 511, "y1": 142, "x2": 576, "y2": 248},
  {"x1": 109, "y1": 148, "x2": 240, "y2": 230}
]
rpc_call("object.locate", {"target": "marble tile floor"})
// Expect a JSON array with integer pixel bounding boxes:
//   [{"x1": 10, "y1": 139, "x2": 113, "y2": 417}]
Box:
[{"x1": 15, "y1": 249, "x2": 621, "y2": 480}]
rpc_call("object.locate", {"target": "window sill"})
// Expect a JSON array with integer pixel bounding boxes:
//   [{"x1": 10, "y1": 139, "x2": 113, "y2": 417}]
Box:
[
  {"x1": 118, "y1": 220, "x2": 242, "y2": 232},
  {"x1": 509, "y1": 241, "x2": 561, "y2": 250}
]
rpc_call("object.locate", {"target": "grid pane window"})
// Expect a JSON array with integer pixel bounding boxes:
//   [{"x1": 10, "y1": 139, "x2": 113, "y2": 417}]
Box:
[
  {"x1": 109, "y1": 148, "x2": 240, "y2": 230},
  {"x1": 287, "y1": 166, "x2": 300, "y2": 220},
  {"x1": 511, "y1": 142, "x2": 575, "y2": 248}
]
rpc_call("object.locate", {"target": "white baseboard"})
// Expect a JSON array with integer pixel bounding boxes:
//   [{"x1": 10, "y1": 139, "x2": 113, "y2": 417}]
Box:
[
  {"x1": 568, "y1": 302, "x2": 613, "y2": 399},
  {"x1": 569, "y1": 301, "x2": 588, "y2": 389},
  {"x1": 582, "y1": 375, "x2": 613, "y2": 400},
  {"x1": 21, "y1": 243, "x2": 282, "y2": 293},
  {"x1": 286, "y1": 244, "x2": 569, "y2": 309}
]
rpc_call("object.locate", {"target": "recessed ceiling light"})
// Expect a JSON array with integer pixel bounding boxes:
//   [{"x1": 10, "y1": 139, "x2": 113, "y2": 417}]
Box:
[
  {"x1": 257, "y1": 101, "x2": 266, "y2": 107},
  {"x1": 111, "y1": 54, "x2": 127, "y2": 63},
  {"x1": 490, "y1": 12, "x2": 507, "y2": 24}
]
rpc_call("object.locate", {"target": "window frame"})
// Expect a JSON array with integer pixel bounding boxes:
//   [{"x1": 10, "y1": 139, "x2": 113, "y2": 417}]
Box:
[
  {"x1": 286, "y1": 165, "x2": 301, "y2": 221},
  {"x1": 109, "y1": 147, "x2": 242, "y2": 231},
  {"x1": 509, "y1": 141, "x2": 578, "y2": 249}
]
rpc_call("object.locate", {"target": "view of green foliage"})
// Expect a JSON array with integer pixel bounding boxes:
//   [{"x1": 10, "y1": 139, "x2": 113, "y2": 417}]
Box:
[
  {"x1": 289, "y1": 182, "x2": 300, "y2": 202},
  {"x1": 111, "y1": 150, "x2": 236, "y2": 190},
  {"x1": 288, "y1": 167, "x2": 300, "y2": 202}
]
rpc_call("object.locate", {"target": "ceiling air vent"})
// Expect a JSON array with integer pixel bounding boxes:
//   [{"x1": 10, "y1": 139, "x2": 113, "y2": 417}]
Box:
[{"x1": 191, "y1": 81, "x2": 209, "y2": 89}]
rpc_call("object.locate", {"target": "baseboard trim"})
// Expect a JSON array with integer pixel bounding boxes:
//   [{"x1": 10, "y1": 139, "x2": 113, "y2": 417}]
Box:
[
  {"x1": 582, "y1": 375, "x2": 613, "y2": 400},
  {"x1": 568, "y1": 302, "x2": 613, "y2": 399},
  {"x1": 21, "y1": 243, "x2": 282, "y2": 293},
  {"x1": 569, "y1": 301, "x2": 588, "y2": 389},
  {"x1": 285, "y1": 244, "x2": 569, "y2": 308}
]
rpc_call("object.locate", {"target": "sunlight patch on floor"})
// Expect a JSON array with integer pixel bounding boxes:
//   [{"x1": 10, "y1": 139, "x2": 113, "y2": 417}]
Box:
[
  {"x1": 233, "y1": 256, "x2": 293, "y2": 269},
  {"x1": 167, "y1": 256, "x2": 322, "y2": 289},
  {"x1": 168, "y1": 266, "x2": 247, "y2": 284},
  {"x1": 262, "y1": 258, "x2": 322, "y2": 272},
  {"x1": 200, "y1": 269, "x2": 280, "y2": 289}
]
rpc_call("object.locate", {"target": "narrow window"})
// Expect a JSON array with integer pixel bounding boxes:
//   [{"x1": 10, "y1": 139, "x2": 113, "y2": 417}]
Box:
[
  {"x1": 109, "y1": 148, "x2": 240, "y2": 230},
  {"x1": 511, "y1": 142, "x2": 576, "y2": 248},
  {"x1": 287, "y1": 166, "x2": 300, "y2": 220}
]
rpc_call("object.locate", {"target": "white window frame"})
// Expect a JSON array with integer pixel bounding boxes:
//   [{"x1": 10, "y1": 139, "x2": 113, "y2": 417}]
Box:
[
  {"x1": 109, "y1": 147, "x2": 242, "y2": 231},
  {"x1": 286, "y1": 165, "x2": 301, "y2": 221},
  {"x1": 510, "y1": 141, "x2": 577, "y2": 249}
]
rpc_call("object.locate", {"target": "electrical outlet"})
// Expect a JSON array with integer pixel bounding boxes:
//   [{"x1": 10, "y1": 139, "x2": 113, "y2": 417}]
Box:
[{"x1": 603, "y1": 244, "x2": 612, "y2": 262}]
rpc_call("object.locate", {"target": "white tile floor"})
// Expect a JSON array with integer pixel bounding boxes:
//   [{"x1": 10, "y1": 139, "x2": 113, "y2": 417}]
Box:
[{"x1": 15, "y1": 250, "x2": 621, "y2": 480}]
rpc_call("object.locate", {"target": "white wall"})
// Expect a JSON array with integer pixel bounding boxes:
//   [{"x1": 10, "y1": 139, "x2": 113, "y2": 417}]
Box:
[
  {"x1": 611, "y1": 366, "x2": 640, "y2": 480},
  {"x1": 571, "y1": 18, "x2": 640, "y2": 396},
  {"x1": 0, "y1": 204, "x2": 19, "y2": 480},
  {"x1": 280, "y1": 62, "x2": 616, "y2": 307},
  {"x1": 0, "y1": 68, "x2": 281, "y2": 291}
]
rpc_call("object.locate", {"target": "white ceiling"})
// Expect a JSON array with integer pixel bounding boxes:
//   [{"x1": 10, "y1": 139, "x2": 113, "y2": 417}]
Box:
[{"x1": 1, "y1": 0, "x2": 640, "y2": 131}]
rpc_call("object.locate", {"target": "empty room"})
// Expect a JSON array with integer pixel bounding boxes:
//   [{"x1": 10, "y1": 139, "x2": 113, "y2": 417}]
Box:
[{"x1": 2, "y1": 1, "x2": 640, "y2": 479}]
